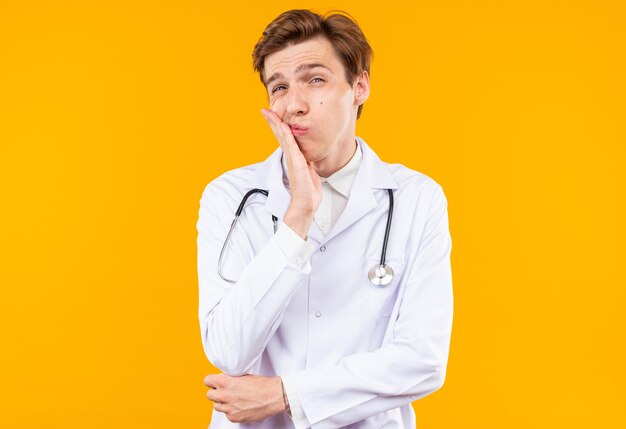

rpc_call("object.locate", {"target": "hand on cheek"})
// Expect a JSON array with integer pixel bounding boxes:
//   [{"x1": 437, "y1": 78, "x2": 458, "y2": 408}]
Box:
[{"x1": 260, "y1": 108, "x2": 322, "y2": 232}]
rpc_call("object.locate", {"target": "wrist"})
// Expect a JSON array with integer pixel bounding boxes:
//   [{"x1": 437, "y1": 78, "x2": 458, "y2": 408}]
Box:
[
  {"x1": 279, "y1": 377, "x2": 291, "y2": 416},
  {"x1": 283, "y1": 208, "x2": 314, "y2": 240}
]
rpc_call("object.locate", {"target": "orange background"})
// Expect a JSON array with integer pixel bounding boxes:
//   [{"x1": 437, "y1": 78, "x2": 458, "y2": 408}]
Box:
[{"x1": 1, "y1": 1, "x2": 624, "y2": 428}]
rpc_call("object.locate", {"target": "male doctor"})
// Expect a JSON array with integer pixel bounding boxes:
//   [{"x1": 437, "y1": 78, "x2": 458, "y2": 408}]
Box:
[{"x1": 198, "y1": 9, "x2": 453, "y2": 429}]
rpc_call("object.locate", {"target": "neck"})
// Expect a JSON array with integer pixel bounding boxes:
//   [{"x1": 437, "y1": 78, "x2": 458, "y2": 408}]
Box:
[{"x1": 310, "y1": 136, "x2": 358, "y2": 178}]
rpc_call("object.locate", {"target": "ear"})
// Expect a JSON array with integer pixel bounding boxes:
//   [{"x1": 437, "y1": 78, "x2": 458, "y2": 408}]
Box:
[{"x1": 353, "y1": 70, "x2": 371, "y2": 106}]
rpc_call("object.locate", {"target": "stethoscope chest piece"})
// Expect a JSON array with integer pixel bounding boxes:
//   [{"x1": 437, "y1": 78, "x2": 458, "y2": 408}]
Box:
[{"x1": 368, "y1": 264, "x2": 394, "y2": 287}]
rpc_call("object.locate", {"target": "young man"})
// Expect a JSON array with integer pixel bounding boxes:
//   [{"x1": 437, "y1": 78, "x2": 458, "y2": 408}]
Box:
[{"x1": 198, "y1": 9, "x2": 453, "y2": 429}]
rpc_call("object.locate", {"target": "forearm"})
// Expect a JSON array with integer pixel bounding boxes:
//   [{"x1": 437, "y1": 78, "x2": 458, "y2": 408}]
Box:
[
  {"x1": 307, "y1": 388, "x2": 435, "y2": 429},
  {"x1": 200, "y1": 222, "x2": 314, "y2": 375},
  {"x1": 282, "y1": 339, "x2": 448, "y2": 428}
]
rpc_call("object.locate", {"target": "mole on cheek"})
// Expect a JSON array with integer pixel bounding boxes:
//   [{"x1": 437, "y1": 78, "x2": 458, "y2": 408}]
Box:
[{"x1": 320, "y1": 101, "x2": 323, "y2": 105}]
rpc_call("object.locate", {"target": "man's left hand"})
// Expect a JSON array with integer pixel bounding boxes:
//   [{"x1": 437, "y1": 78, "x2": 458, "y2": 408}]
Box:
[{"x1": 204, "y1": 373, "x2": 286, "y2": 424}]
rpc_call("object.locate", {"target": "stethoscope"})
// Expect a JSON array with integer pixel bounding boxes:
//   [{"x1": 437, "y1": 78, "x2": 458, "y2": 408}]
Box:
[{"x1": 218, "y1": 188, "x2": 395, "y2": 287}]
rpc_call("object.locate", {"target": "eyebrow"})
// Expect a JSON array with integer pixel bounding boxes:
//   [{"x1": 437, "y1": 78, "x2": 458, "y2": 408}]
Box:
[{"x1": 264, "y1": 63, "x2": 332, "y2": 88}]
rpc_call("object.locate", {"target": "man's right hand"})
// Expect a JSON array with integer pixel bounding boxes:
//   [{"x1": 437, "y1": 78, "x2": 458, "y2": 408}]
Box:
[{"x1": 261, "y1": 108, "x2": 322, "y2": 239}]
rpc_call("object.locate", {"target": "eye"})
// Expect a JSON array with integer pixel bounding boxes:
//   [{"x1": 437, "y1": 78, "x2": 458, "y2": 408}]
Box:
[
  {"x1": 271, "y1": 85, "x2": 286, "y2": 94},
  {"x1": 310, "y1": 77, "x2": 324, "y2": 84}
]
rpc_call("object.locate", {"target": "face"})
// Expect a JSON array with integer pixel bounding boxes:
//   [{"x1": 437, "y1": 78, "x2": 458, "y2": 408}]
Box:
[{"x1": 263, "y1": 36, "x2": 370, "y2": 169}]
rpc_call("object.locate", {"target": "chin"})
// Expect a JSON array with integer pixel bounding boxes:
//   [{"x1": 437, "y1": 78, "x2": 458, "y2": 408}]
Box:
[
  {"x1": 300, "y1": 147, "x2": 326, "y2": 164},
  {"x1": 294, "y1": 139, "x2": 319, "y2": 160}
]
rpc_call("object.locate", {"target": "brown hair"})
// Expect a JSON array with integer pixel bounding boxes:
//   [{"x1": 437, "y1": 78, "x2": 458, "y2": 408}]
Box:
[{"x1": 252, "y1": 9, "x2": 373, "y2": 119}]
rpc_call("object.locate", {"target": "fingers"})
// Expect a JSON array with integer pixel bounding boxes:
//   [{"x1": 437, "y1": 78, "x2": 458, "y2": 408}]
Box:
[
  {"x1": 208, "y1": 389, "x2": 230, "y2": 416},
  {"x1": 205, "y1": 374, "x2": 226, "y2": 404},
  {"x1": 260, "y1": 108, "x2": 282, "y2": 139},
  {"x1": 260, "y1": 108, "x2": 298, "y2": 153},
  {"x1": 213, "y1": 402, "x2": 228, "y2": 413},
  {"x1": 260, "y1": 108, "x2": 308, "y2": 181},
  {"x1": 206, "y1": 387, "x2": 222, "y2": 402},
  {"x1": 260, "y1": 108, "x2": 287, "y2": 142},
  {"x1": 204, "y1": 373, "x2": 231, "y2": 389},
  {"x1": 203, "y1": 374, "x2": 217, "y2": 388},
  {"x1": 204, "y1": 377, "x2": 231, "y2": 416}
]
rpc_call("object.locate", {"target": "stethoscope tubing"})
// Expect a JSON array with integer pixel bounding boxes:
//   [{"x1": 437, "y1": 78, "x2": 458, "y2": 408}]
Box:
[
  {"x1": 379, "y1": 189, "x2": 394, "y2": 267},
  {"x1": 218, "y1": 188, "x2": 394, "y2": 286},
  {"x1": 218, "y1": 189, "x2": 278, "y2": 283}
]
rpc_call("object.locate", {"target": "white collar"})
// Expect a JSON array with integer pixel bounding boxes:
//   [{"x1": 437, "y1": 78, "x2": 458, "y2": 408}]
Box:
[{"x1": 281, "y1": 139, "x2": 363, "y2": 198}]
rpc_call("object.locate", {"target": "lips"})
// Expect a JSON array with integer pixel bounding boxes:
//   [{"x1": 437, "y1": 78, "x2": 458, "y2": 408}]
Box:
[{"x1": 289, "y1": 125, "x2": 309, "y2": 137}]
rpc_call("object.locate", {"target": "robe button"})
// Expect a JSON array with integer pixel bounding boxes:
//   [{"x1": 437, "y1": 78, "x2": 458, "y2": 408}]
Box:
[{"x1": 314, "y1": 311, "x2": 322, "y2": 318}]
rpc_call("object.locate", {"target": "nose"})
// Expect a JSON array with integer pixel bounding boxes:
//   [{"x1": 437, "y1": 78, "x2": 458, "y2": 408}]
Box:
[{"x1": 283, "y1": 87, "x2": 308, "y2": 121}]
